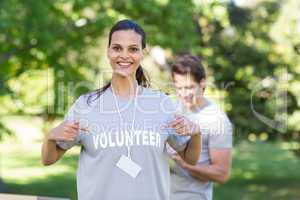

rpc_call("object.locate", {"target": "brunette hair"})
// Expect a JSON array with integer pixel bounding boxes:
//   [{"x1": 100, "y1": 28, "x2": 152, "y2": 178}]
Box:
[{"x1": 171, "y1": 54, "x2": 206, "y2": 82}]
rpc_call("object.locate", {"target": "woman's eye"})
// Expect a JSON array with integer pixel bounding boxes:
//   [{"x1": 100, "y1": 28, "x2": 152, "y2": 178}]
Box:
[
  {"x1": 129, "y1": 47, "x2": 139, "y2": 52},
  {"x1": 113, "y1": 46, "x2": 121, "y2": 51}
]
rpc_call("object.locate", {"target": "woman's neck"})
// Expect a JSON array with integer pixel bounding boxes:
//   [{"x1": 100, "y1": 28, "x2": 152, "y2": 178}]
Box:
[{"x1": 111, "y1": 74, "x2": 138, "y2": 98}]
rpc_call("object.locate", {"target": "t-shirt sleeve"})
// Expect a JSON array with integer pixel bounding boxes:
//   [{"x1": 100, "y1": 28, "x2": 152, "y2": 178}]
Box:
[
  {"x1": 56, "y1": 96, "x2": 84, "y2": 150},
  {"x1": 208, "y1": 115, "x2": 233, "y2": 149},
  {"x1": 162, "y1": 94, "x2": 190, "y2": 152},
  {"x1": 167, "y1": 134, "x2": 190, "y2": 152}
]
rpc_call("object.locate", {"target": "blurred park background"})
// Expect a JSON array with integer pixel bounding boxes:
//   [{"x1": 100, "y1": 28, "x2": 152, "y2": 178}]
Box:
[{"x1": 0, "y1": 0, "x2": 299, "y2": 199}]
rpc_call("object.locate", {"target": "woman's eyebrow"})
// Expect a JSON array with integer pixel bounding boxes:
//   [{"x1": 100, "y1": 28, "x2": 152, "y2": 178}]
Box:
[
  {"x1": 128, "y1": 44, "x2": 139, "y2": 47},
  {"x1": 111, "y1": 43, "x2": 139, "y2": 47}
]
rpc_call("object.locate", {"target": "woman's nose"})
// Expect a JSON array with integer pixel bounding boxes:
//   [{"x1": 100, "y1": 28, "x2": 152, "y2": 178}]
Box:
[{"x1": 120, "y1": 49, "x2": 129, "y2": 59}]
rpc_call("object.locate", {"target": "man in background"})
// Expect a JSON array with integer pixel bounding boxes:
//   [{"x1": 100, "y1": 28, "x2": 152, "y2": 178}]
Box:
[{"x1": 168, "y1": 54, "x2": 233, "y2": 200}]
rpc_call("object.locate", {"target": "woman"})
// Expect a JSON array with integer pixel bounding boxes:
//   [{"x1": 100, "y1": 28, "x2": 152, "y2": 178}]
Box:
[{"x1": 42, "y1": 19, "x2": 201, "y2": 200}]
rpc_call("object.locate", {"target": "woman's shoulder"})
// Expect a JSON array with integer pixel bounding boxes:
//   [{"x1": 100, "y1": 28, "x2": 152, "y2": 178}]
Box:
[
  {"x1": 80, "y1": 88, "x2": 112, "y2": 105},
  {"x1": 71, "y1": 90, "x2": 100, "y2": 108},
  {"x1": 68, "y1": 94, "x2": 88, "y2": 109}
]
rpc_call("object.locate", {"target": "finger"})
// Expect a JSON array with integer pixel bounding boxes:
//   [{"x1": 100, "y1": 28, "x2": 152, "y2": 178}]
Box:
[
  {"x1": 64, "y1": 129, "x2": 78, "y2": 136},
  {"x1": 63, "y1": 132, "x2": 77, "y2": 141},
  {"x1": 80, "y1": 127, "x2": 90, "y2": 133},
  {"x1": 172, "y1": 155, "x2": 183, "y2": 163},
  {"x1": 57, "y1": 133, "x2": 75, "y2": 141},
  {"x1": 175, "y1": 127, "x2": 187, "y2": 135},
  {"x1": 64, "y1": 126, "x2": 79, "y2": 134},
  {"x1": 61, "y1": 137, "x2": 76, "y2": 142},
  {"x1": 168, "y1": 117, "x2": 184, "y2": 128},
  {"x1": 172, "y1": 121, "x2": 185, "y2": 130},
  {"x1": 67, "y1": 122, "x2": 80, "y2": 129},
  {"x1": 174, "y1": 114, "x2": 183, "y2": 119},
  {"x1": 64, "y1": 130, "x2": 79, "y2": 140},
  {"x1": 70, "y1": 122, "x2": 90, "y2": 133},
  {"x1": 67, "y1": 125, "x2": 89, "y2": 134}
]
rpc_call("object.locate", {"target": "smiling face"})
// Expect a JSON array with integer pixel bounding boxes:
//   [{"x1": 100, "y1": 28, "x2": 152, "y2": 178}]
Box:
[
  {"x1": 173, "y1": 73, "x2": 206, "y2": 111},
  {"x1": 107, "y1": 30, "x2": 144, "y2": 78}
]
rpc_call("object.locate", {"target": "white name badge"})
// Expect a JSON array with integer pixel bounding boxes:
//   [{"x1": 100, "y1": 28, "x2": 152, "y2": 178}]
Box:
[{"x1": 116, "y1": 155, "x2": 142, "y2": 178}]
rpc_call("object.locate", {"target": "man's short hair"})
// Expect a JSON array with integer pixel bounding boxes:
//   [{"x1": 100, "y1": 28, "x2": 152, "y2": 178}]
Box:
[{"x1": 171, "y1": 54, "x2": 206, "y2": 82}]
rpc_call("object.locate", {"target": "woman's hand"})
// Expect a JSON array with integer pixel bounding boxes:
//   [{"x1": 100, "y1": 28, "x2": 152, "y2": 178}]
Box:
[
  {"x1": 48, "y1": 121, "x2": 85, "y2": 141},
  {"x1": 166, "y1": 115, "x2": 201, "y2": 136}
]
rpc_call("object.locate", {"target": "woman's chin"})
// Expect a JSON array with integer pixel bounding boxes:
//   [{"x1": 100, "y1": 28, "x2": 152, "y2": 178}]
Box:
[{"x1": 113, "y1": 69, "x2": 134, "y2": 78}]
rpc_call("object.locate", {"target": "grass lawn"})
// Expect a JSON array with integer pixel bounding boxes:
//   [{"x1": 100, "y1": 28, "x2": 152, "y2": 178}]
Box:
[
  {"x1": 215, "y1": 141, "x2": 300, "y2": 200},
  {"x1": 0, "y1": 139, "x2": 79, "y2": 200},
  {"x1": 1, "y1": 138, "x2": 300, "y2": 200}
]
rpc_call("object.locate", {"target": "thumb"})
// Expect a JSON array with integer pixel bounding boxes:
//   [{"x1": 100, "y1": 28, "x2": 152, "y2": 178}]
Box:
[
  {"x1": 172, "y1": 154, "x2": 181, "y2": 161},
  {"x1": 70, "y1": 121, "x2": 80, "y2": 129},
  {"x1": 174, "y1": 114, "x2": 182, "y2": 119},
  {"x1": 160, "y1": 124, "x2": 168, "y2": 129}
]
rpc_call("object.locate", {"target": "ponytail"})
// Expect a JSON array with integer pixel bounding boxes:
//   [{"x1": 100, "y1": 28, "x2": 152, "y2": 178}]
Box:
[
  {"x1": 136, "y1": 65, "x2": 150, "y2": 87},
  {"x1": 86, "y1": 82, "x2": 111, "y2": 105}
]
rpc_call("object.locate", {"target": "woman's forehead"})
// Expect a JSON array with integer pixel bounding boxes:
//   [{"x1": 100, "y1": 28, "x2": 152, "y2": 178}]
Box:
[{"x1": 110, "y1": 30, "x2": 142, "y2": 46}]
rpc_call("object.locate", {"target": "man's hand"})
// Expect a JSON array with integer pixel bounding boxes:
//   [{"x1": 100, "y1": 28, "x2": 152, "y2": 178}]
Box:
[
  {"x1": 172, "y1": 154, "x2": 210, "y2": 182},
  {"x1": 166, "y1": 115, "x2": 200, "y2": 136},
  {"x1": 172, "y1": 154, "x2": 188, "y2": 169}
]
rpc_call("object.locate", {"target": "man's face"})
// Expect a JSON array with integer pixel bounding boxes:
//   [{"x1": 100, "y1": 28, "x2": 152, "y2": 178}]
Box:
[{"x1": 172, "y1": 73, "x2": 205, "y2": 110}]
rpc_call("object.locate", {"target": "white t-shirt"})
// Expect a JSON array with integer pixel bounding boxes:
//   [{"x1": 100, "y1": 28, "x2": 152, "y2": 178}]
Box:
[
  {"x1": 56, "y1": 87, "x2": 190, "y2": 200},
  {"x1": 168, "y1": 99, "x2": 233, "y2": 200}
]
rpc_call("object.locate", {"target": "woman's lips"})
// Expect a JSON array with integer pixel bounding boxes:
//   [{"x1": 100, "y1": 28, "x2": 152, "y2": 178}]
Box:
[{"x1": 117, "y1": 62, "x2": 133, "y2": 68}]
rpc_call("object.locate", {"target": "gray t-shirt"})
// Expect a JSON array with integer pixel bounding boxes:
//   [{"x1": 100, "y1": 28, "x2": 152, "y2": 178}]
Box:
[
  {"x1": 56, "y1": 87, "x2": 190, "y2": 200},
  {"x1": 168, "y1": 99, "x2": 233, "y2": 200}
]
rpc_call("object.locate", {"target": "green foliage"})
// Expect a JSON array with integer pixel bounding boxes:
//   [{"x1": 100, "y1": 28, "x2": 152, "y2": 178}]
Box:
[
  {"x1": 0, "y1": 0, "x2": 299, "y2": 146},
  {"x1": 0, "y1": 122, "x2": 12, "y2": 140},
  {"x1": 188, "y1": 0, "x2": 299, "y2": 143}
]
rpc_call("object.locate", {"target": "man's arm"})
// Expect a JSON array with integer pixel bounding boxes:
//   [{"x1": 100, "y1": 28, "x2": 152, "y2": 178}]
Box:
[
  {"x1": 174, "y1": 149, "x2": 232, "y2": 184},
  {"x1": 167, "y1": 115, "x2": 202, "y2": 165},
  {"x1": 177, "y1": 134, "x2": 201, "y2": 165}
]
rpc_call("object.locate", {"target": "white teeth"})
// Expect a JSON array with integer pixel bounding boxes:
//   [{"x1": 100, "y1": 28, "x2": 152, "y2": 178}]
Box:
[{"x1": 118, "y1": 62, "x2": 131, "y2": 67}]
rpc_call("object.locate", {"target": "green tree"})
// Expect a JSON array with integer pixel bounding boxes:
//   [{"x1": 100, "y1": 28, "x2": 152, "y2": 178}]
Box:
[{"x1": 0, "y1": 0, "x2": 299, "y2": 149}]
